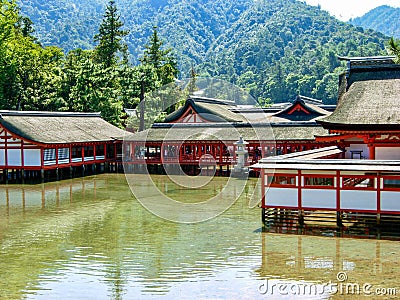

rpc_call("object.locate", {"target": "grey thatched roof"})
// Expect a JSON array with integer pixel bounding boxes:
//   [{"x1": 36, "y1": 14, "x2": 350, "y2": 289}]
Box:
[
  {"x1": 0, "y1": 111, "x2": 126, "y2": 144},
  {"x1": 126, "y1": 123, "x2": 328, "y2": 143},
  {"x1": 319, "y1": 57, "x2": 400, "y2": 130},
  {"x1": 269, "y1": 95, "x2": 331, "y2": 122},
  {"x1": 164, "y1": 98, "x2": 247, "y2": 123}
]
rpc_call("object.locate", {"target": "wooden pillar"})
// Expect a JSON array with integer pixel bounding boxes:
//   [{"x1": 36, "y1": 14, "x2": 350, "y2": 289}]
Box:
[
  {"x1": 297, "y1": 170, "x2": 302, "y2": 226},
  {"x1": 21, "y1": 141, "x2": 25, "y2": 182},
  {"x1": 369, "y1": 144, "x2": 375, "y2": 160},
  {"x1": 69, "y1": 145, "x2": 72, "y2": 164},
  {"x1": 81, "y1": 146, "x2": 85, "y2": 162},
  {"x1": 55, "y1": 145, "x2": 59, "y2": 166},
  {"x1": 336, "y1": 170, "x2": 342, "y2": 228}
]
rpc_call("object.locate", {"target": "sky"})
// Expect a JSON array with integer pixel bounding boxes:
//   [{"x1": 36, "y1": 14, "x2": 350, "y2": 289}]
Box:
[{"x1": 303, "y1": 0, "x2": 400, "y2": 21}]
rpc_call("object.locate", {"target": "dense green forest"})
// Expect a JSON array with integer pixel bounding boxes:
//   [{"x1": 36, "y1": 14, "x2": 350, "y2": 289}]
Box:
[
  {"x1": 350, "y1": 5, "x2": 400, "y2": 40},
  {"x1": 2, "y1": 0, "x2": 398, "y2": 128},
  {"x1": 0, "y1": 0, "x2": 178, "y2": 127},
  {"x1": 18, "y1": 0, "x2": 393, "y2": 105}
]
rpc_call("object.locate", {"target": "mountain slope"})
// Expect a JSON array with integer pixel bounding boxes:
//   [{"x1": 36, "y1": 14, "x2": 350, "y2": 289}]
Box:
[
  {"x1": 201, "y1": 0, "x2": 388, "y2": 103},
  {"x1": 18, "y1": 0, "x2": 390, "y2": 104},
  {"x1": 350, "y1": 5, "x2": 400, "y2": 39}
]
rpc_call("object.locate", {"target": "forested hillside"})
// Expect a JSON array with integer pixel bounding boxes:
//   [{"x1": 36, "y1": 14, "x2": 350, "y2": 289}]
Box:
[
  {"x1": 350, "y1": 6, "x2": 400, "y2": 40},
  {"x1": 0, "y1": 0, "x2": 179, "y2": 128},
  {"x1": 199, "y1": 0, "x2": 388, "y2": 103},
  {"x1": 17, "y1": 0, "x2": 391, "y2": 105}
]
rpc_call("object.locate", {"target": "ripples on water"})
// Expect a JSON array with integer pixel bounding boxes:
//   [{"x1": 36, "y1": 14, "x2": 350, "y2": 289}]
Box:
[{"x1": 0, "y1": 174, "x2": 399, "y2": 299}]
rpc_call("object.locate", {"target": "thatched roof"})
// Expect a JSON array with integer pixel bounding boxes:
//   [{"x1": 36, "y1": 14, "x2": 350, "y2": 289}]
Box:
[
  {"x1": 126, "y1": 123, "x2": 328, "y2": 143},
  {"x1": 270, "y1": 95, "x2": 331, "y2": 122},
  {"x1": 318, "y1": 57, "x2": 400, "y2": 130},
  {"x1": 0, "y1": 111, "x2": 126, "y2": 144},
  {"x1": 164, "y1": 97, "x2": 247, "y2": 123},
  {"x1": 164, "y1": 95, "x2": 332, "y2": 124}
]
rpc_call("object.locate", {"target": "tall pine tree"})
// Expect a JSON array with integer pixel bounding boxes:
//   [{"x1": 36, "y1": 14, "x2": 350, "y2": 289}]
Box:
[
  {"x1": 94, "y1": 0, "x2": 128, "y2": 68},
  {"x1": 140, "y1": 26, "x2": 178, "y2": 85}
]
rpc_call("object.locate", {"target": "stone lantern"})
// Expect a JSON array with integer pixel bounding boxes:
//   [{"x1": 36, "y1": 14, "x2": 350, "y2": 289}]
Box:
[{"x1": 232, "y1": 136, "x2": 249, "y2": 178}]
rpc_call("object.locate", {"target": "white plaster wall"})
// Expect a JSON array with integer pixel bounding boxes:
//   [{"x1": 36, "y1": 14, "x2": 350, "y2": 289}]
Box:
[
  {"x1": 23, "y1": 149, "x2": 41, "y2": 166},
  {"x1": 340, "y1": 190, "x2": 377, "y2": 211},
  {"x1": 7, "y1": 149, "x2": 21, "y2": 166},
  {"x1": 0, "y1": 149, "x2": 5, "y2": 166},
  {"x1": 265, "y1": 187, "x2": 298, "y2": 207},
  {"x1": 381, "y1": 191, "x2": 400, "y2": 212},
  {"x1": 302, "y1": 189, "x2": 336, "y2": 209},
  {"x1": 375, "y1": 147, "x2": 400, "y2": 160}
]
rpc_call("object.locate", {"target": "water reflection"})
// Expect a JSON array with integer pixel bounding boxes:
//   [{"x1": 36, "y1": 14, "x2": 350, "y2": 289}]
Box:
[
  {"x1": 258, "y1": 234, "x2": 399, "y2": 297},
  {"x1": 0, "y1": 175, "x2": 399, "y2": 299}
]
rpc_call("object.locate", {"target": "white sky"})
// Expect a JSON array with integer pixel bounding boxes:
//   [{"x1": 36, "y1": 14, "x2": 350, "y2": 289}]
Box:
[{"x1": 303, "y1": 0, "x2": 400, "y2": 21}]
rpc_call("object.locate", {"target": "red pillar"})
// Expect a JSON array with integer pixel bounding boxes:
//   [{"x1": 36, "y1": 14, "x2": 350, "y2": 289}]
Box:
[
  {"x1": 369, "y1": 145, "x2": 375, "y2": 160},
  {"x1": 55, "y1": 145, "x2": 59, "y2": 166},
  {"x1": 21, "y1": 140, "x2": 25, "y2": 168},
  {"x1": 81, "y1": 146, "x2": 85, "y2": 162}
]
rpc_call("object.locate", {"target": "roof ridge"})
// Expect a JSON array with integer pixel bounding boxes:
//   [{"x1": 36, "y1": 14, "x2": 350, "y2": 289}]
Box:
[{"x1": 0, "y1": 110, "x2": 101, "y2": 118}]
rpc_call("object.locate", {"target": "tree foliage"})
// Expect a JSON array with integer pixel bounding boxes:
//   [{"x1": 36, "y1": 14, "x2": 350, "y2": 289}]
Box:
[
  {"x1": 389, "y1": 37, "x2": 400, "y2": 63},
  {"x1": 94, "y1": 0, "x2": 128, "y2": 68},
  {"x1": 1, "y1": 0, "x2": 395, "y2": 126},
  {"x1": 140, "y1": 27, "x2": 178, "y2": 86}
]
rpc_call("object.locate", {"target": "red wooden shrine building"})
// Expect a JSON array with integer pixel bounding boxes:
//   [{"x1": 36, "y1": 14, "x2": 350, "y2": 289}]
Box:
[
  {"x1": 125, "y1": 95, "x2": 336, "y2": 174},
  {"x1": 0, "y1": 111, "x2": 125, "y2": 183},
  {"x1": 252, "y1": 56, "x2": 400, "y2": 232}
]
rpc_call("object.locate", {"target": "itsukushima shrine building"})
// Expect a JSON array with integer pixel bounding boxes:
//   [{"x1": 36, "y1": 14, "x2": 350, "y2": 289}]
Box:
[
  {"x1": 1, "y1": 55, "x2": 400, "y2": 233},
  {"x1": 124, "y1": 95, "x2": 337, "y2": 175},
  {"x1": 125, "y1": 55, "x2": 400, "y2": 233},
  {"x1": 252, "y1": 56, "x2": 400, "y2": 233},
  {"x1": 0, "y1": 112, "x2": 125, "y2": 183}
]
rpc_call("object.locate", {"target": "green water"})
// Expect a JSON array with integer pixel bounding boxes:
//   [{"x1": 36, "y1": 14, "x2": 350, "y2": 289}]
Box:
[{"x1": 0, "y1": 174, "x2": 399, "y2": 299}]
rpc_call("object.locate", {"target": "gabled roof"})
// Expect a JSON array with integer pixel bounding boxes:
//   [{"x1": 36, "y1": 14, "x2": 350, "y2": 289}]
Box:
[
  {"x1": 0, "y1": 111, "x2": 126, "y2": 144},
  {"x1": 127, "y1": 123, "x2": 328, "y2": 142},
  {"x1": 164, "y1": 97, "x2": 247, "y2": 123},
  {"x1": 318, "y1": 56, "x2": 400, "y2": 130},
  {"x1": 269, "y1": 95, "x2": 331, "y2": 122}
]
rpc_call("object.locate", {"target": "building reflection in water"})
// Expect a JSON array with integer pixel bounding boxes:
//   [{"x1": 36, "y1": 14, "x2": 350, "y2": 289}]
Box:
[{"x1": 256, "y1": 232, "x2": 400, "y2": 295}]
